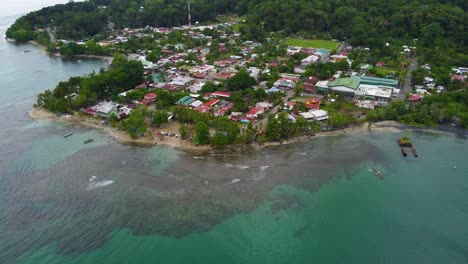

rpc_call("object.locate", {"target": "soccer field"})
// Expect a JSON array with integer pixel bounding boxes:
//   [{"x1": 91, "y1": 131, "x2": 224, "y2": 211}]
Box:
[{"x1": 284, "y1": 39, "x2": 339, "y2": 50}]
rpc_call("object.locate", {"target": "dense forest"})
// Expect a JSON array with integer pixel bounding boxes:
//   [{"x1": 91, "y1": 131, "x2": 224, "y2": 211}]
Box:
[{"x1": 6, "y1": 0, "x2": 468, "y2": 66}]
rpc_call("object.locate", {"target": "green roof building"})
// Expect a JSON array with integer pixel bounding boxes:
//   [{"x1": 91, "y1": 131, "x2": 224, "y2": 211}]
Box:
[
  {"x1": 176, "y1": 96, "x2": 195, "y2": 106},
  {"x1": 355, "y1": 76, "x2": 399, "y2": 88},
  {"x1": 328, "y1": 78, "x2": 360, "y2": 94}
]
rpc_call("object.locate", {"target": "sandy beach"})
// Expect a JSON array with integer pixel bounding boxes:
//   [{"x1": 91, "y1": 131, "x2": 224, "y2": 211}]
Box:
[
  {"x1": 29, "y1": 108, "x2": 211, "y2": 153},
  {"x1": 29, "y1": 107, "x2": 418, "y2": 154}
]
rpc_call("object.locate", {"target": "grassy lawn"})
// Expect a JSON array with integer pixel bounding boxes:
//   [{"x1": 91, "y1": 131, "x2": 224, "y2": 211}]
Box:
[{"x1": 283, "y1": 38, "x2": 339, "y2": 50}]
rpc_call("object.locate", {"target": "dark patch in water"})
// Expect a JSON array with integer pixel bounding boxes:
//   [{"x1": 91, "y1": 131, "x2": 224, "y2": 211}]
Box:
[
  {"x1": 0, "y1": 136, "x2": 391, "y2": 262},
  {"x1": 293, "y1": 225, "x2": 309, "y2": 238}
]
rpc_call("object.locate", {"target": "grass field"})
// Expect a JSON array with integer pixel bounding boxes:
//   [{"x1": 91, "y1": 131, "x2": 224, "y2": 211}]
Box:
[{"x1": 284, "y1": 38, "x2": 339, "y2": 50}]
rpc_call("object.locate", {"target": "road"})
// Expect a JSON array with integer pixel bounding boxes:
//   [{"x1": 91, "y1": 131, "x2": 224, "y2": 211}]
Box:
[
  {"x1": 256, "y1": 90, "x2": 295, "y2": 130},
  {"x1": 399, "y1": 57, "x2": 418, "y2": 100},
  {"x1": 46, "y1": 27, "x2": 56, "y2": 43}
]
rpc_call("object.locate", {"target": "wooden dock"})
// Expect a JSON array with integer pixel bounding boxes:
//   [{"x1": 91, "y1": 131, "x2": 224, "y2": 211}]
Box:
[{"x1": 398, "y1": 137, "x2": 418, "y2": 158}]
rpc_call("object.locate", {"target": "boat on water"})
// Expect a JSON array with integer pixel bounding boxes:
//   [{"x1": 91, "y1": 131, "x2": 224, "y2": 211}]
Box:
[
  {"x1": 64, "y1": 133, "x2": 73, "y2": 138},
  {"x1": 83, "y1": 139, "x2": 94, "y2": 144},
  {"x1": 24, "y1": 50, "x2": 31, "y2": 53},
  {"x1": 373, "y1": 169, "x2": 384, "y2": 179}
]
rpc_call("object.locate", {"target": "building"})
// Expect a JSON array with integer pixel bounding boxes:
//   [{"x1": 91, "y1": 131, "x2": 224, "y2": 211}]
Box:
[
  {"x1": 328, "y1": 78, "x2": 360, "y2": 95},
  {"x1": 354, "y1": 85, "x2": 393, "y2": 104},
  {"x1": 246, "y1": 107, "x2": 264, "y2": 119},
  {"x1": 211, "y1": 91, "x2": 231, "y2": 98},
  {"x1": 176, "y1": 96, "x2": 195, "y2": 106},
  {"x1": 305, "y1": 97, "x2": 321, "y2": 109},
  {"x1": 299, "y1": 109, "x2": 329, "y2": 122},
  {"x1": 357, "y1": 76, "x2": 399, "y2": 88}
]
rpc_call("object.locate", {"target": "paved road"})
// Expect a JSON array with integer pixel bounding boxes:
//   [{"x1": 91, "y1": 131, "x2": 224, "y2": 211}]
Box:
[
  {"x1": 46, "y1": 27, "x2": 56, "y2": 43},
  {"x1": 399, "y1": 57, "x2": 418, "y2": 100},
  {"x1": 256, "y1": 90, "x2": 294, "y2": 130}
]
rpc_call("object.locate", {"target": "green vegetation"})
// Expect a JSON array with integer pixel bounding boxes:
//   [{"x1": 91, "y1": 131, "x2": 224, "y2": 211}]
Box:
[
  {"x1": 283, "y1": 39, "x2": 339, "y2": 50},
  {"x1": 8, "y1": 0, "x2": 467, "y2": 67},
  {"x1": 35, "y1": 53, "x2": 143, "y2": 113},
  {"x1": 367, "y1": 91, "x2": 468, "y2": 128}
]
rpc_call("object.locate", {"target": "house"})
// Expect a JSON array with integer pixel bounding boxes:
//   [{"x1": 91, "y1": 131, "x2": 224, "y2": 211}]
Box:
[
  {"x1": 246, "y1": 107, "x2": 264, "y2": 119},
  {"x1": 204, "y1": 99, "x2": 219, "y2": 107},
  {"x1": 301, "y1": 55, "x2": 320, "y2": 66},
  {"x1": 451, "y1": 74, "x2": 465, "y2": 81},
  {"x1": 256, "y1": 102, "x2": 273, "y2": 109},
  {"x1": 283, "y1": 101, "x2": 296, "y2": 111},
  {"x1": 266, "y1": 87, "x2": 281, "y2": 94},
  {"x1": 310, "y1": 109, "x2": 329, "y2": 121},
  {"x1": 211, "y1": 91, "x2": 231, "y2": 98},
  {"x1": 89, "y1": 101, "x2": 118, "y2": 118},
  {"x1": 195, "y1": 105, "x2": 211, "y2": 113},
  {"x1": 305, "y1": 97, "x2": 321, "y2": 109},
  {"x1": 376, "y1": 62, "x2": 385, "y2": 67},
  {"x1": 189, "y1": 100, "x2": 203, "y2": 108},
  {"x1": 230, "y1": 111, "x2": 243, "y2": 121},
  {"x1": 215, "y1": 103, "x2": 233, "y2": 116},
  {"x1": 315, "y1": 81, "x2": 329, "y2": 92},
  {"x1": 176, "y1": 96, "x2": 195, "y2": 106},
  {"x1": 213, "y1": 71, "x2": 236, "y2": 81},
  {"x1": 144, "y1": 93, "x2": 157, "y2": 102},
  {"x1": 303, "y1": 78, "x2": 316, "y2": 93},
  {"x1": 408, "y1": 94, "x2": 422, "y2": 102}
]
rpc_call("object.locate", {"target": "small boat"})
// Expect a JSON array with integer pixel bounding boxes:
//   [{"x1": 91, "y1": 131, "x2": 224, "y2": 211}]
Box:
[
  {"x1": 231, "y1": 179, "x2": 241, "y2": 184},
  {"x1": 373, "y1": 169, "x2": 384, "y2": 179},
  {"x1": 77, "y1": 60, "x2": 82, "y2": 63},
  {"x1": 24, "y1": 50, "x2": 31, "y2": 53},
  {"x1": 83, "y1": 139, "x2": 94, "y2": 144},
  {"x1": 64, "y1": 133, "x2": 73, "y2": 138}
]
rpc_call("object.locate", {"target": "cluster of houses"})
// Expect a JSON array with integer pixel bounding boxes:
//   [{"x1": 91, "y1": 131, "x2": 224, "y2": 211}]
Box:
[
  {"x1": 77, "y1": 20, "x2": 422, "y2": 126},
  {"x1": 408, "y1": 65, "x2": 467, "y2": 103}
]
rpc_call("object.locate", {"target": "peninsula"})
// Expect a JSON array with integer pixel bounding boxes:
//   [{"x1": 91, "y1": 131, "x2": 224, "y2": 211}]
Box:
[{"x1": 7, "y1": 0, "x2": 466, "y2": 150}]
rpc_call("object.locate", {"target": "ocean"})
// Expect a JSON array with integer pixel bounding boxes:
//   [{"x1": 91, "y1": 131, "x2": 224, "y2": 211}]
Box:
[{"x1": 0, "y1": 3, "x2": 467, "y2": 264}]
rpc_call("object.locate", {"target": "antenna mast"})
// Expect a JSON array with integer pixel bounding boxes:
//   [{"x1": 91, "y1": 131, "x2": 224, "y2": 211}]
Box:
[{"x1": 188, "y1": 0, "x2": 192, "y2": 28}]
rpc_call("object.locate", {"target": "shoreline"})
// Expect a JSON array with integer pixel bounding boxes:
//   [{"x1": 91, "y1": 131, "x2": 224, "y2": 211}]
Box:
[
  {"x1": 29, "y1": 108, "x2": 212, "y2": 154},
  {"x1": 6, "y1": 38, "x2": 113, "y2": 64},
  {"x1": 28, "y1": 107, "x2": 462, "y2": 154}
]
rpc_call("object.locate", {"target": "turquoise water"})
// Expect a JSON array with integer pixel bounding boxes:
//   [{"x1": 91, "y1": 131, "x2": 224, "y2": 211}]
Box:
[{"x1": 1, "y1": 3, "x2": 468, "y2": 264}]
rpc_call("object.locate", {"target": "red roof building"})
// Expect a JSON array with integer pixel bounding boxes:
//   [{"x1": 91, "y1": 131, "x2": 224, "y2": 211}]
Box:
[
  {"x1": 140, "y1": 98, "x2": 152, "y2": 105},
  {"x1": 451, "y1": 74, "x2": 465, "y2": 81},
  {"x1": 408, "y1": 94, "x2": 422, "y2": 102},
  {"x1": 203, "y1": 99, "x2": 219, "y2": 107},
  {"x1": 246, "y1": 107, "x2": 264, "y2": 119},
  {"x1": 195, "y1": 105, "x2": 211, "y2": 113},
  {"x1": 305, "y1": 97, "x2": 321, "y2": 109},
  {"x1": 144, "y1": 93, "x2": 157, "y2": 101},
  {"x1": 211, "y1": 91, "x2": 231, "y2": 98}
]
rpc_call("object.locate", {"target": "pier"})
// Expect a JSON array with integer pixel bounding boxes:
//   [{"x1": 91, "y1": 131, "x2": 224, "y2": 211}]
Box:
[{"x1": 398, "y1": 137, "x2": 418, "y2": 157}]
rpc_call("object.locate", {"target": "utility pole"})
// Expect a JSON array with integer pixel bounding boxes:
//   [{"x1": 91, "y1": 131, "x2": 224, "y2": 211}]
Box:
[{"x1": 187, "y1": 0, "x2": 192, "y2": 28}]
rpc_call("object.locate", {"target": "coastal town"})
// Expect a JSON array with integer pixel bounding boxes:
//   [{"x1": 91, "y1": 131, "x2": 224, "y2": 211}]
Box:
[{"x1": 30, "y1": 17, "x2": 467, "y2": 148}]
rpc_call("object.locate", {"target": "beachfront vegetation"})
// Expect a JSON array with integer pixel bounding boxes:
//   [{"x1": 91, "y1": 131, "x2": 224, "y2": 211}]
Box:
[
  {"x1": 35, "y1": 54, "x2": 144, "y2": 113},
  {"x1": 367, "y1": 91, "x2": 468, "y2": 128}
]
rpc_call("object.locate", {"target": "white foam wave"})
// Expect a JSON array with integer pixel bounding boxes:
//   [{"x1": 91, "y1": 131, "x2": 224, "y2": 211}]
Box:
[
  {"x1": 225, "y1": 164, "x2": 250, "y2": 170},
  {"x1": 255, "y1": 166, "x2": 270, "y2": 181},
  {"x1": 87, "y1": 180, "x2": 114, "y2": 190}
]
